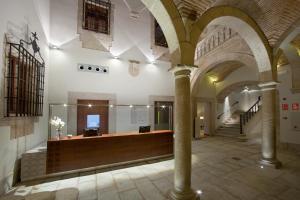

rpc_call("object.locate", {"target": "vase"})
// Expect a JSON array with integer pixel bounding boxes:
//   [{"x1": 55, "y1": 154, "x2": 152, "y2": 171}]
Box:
[{"x1": 56, "y1": 129, "x2": 62, "y2": 140}]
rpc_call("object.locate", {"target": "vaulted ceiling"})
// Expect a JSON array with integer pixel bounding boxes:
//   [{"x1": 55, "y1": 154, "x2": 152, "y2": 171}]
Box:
[{"x1": 174, "y1": 0, "x2": 300, "y2": 47}]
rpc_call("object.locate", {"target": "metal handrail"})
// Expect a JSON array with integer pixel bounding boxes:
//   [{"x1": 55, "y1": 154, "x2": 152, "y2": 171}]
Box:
[{"x1": 240, "y1": 96, "x2": 261, "y2": 134}]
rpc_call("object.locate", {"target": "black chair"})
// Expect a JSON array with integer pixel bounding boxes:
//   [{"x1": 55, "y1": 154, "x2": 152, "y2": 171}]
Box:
[
  {"x1": 83, "y1": 128, "x2": 100, "y2": 137},
  {"x1": 139, "y1": 126, "x2": 151, "y2": 133}
]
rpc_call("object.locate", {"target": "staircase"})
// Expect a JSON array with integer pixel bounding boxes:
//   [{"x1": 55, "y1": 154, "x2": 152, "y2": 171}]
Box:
[
  {"x1": 216, "y1": 111, "x2": 243, "y2": 138},
  {"x1": 215, "y1": 96, "x2": 261, "y2": 139}
]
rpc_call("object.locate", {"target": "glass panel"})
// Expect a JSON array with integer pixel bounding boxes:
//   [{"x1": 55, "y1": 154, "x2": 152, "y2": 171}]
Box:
[{"x1": 48, "y1": 104, "x2": 173, "y2": 139}]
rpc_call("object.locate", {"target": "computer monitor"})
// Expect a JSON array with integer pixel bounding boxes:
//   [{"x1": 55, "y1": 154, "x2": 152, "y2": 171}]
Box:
[
  {"x1": 139, "y1": 126, "x2": 151, "y2": 133},
  {"x1": 87, "y1": 114, "x2": 100, "y2": 128}
]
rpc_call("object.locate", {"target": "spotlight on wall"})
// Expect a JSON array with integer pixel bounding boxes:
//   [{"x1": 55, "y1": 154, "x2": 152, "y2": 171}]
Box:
[
  {"x1": 243, "y1": 86, "x2": 249, "y2": 92},
  {"x1": 196, "y1": 190, "x2": 203, "y2": 195},
  {"x1": 49, "y1": 44, "x2": 60, "y2": 50}
]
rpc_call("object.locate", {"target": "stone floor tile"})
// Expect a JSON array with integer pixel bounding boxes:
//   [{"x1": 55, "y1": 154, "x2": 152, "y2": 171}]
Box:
[
  {"x1": 135, "y1": 178, "x2": 165, "y2": 200},
  {"x1": 153, "y1": 178, "x2": 173, "y2": 196},
  {"x1": 118, "y1": 189, "x2": 143, "y2": 200},
  {"x1": 112, "y1": 172, "x2": 136, "y2": 192},
  {"x1": 96, "y1": 172, "x2": 115, "y2": 191},
  {"x1": 278, "y1": 188, "x2": 300, "y2": 200},
  {"x1": 98, "y1": 188, "x2": 120, "y2": 200}
]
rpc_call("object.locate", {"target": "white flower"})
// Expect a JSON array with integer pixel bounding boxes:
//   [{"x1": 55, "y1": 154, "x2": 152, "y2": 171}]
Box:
[{"x1": 50, "y1": 116, "x2": 66, "y2": 129}]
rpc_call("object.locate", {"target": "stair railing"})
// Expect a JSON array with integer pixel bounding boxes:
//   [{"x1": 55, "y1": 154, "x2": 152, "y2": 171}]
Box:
[{"x1": 240, "y1": 96, "x2": 261, "y2": 134}]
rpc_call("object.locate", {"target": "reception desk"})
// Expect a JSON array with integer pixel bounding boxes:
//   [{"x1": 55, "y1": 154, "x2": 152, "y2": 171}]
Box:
[{"x1": 46, "y1": 130, "x2": 173, "y2": 174}]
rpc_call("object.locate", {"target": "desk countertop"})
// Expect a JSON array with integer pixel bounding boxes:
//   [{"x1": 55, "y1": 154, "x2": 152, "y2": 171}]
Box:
[{"x1": 48, "y1": 130, "x2": 173, "y2": 141}]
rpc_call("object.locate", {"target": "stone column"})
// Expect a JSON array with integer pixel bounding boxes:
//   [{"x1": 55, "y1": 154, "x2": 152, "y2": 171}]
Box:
[
  {"x1": 169, "y1": 65, "x2": 198, "y2": 200},
  {"x1": 258, "y1": 82, "x2": 282, "y2": 168}
]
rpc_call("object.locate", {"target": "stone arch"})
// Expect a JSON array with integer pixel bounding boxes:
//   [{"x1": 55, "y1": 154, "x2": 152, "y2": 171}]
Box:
[
  {"x1": 140, "y1": 0, "x2": 186, "y2": 63},
  {"x1": 190, "y1": 6, "x2": 273, "y2": 76},
  {"x1": 275, "y1": 18, "x2": 300, "y2": 91},
  {"x1": 191, "y1": 52, "x2": 257, "y2": 96},
  {"x1": 216, "y1": 81, "x2": 259, "y2": 103}
]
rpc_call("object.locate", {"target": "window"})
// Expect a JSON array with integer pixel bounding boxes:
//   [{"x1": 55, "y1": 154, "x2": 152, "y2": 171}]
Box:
[
  {"x1": 154, "y1": 19, "x2": 168, "y2": 48},
  {"x1": 83, "y1": 0, "x2": 111, "y2": 34},
  {"x1": 5, "y1": 43, "x2": 45, "y2": 117}
]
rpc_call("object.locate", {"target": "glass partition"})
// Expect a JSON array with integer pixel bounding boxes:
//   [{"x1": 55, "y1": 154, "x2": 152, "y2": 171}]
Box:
[{"x1": 48, "y1": 103, "x2": 173, "y2": 139}]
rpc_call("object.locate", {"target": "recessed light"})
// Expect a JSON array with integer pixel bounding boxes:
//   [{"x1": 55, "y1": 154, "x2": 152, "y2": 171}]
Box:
[{"x1": 113, "y1": 56, "x2": 119, "y2": 59}]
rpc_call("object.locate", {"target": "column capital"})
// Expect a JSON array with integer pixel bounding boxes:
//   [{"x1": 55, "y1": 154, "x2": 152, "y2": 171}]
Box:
[
  {"x1": 258, "y1": 81, "x2": 280, "y2": 91},
  {"x1": 169, "y1": 64, "x2": 198, "y2": 77}
]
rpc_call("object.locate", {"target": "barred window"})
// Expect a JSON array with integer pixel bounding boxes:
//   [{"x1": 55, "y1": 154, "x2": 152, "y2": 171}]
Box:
[
  {"x1": 5, "y1": 43, "x2": 45, "y2": 117},
  {"x1": 154, "y1": 19, "x2": 168, "y2": 48},
  {"x1": 83, "y1": 0, "x2": 111, "y2": 34}
]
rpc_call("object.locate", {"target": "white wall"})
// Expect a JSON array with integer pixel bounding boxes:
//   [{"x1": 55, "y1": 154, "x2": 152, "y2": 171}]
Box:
[
  {"x1": 48, "y1": 0, "x2": 175, "y2": 133},
  {"x1": 278, "y1": 66, "x2": 300, "y2": 145},
  {"x1": 0, "y1": 0, "x2": 50, "y2": 195}
]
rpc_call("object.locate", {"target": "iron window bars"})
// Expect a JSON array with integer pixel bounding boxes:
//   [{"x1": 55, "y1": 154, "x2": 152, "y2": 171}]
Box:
[
  {"x1": 5, "y1": 42, "x2": 45, "y2": 117},
  {"x1": 154, "y1": 19, "x2": 168, "y2": 48},
  {"x1": 83, "y1": 0, "x2": 111, "y2": 34}
]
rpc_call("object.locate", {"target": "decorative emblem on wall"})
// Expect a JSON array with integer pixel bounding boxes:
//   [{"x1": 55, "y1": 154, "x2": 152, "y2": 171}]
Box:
[
  {"x1": 128, "y1": 60, "x2": 140, "y2": 77},
  {"x1": 20, "y1": 32, "x2": 44, "y2": 64}
]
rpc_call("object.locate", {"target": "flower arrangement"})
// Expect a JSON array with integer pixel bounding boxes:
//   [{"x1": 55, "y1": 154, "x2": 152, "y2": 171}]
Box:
[{"x1": 50, "y1": 116, "x2": 65, "y2": 131}]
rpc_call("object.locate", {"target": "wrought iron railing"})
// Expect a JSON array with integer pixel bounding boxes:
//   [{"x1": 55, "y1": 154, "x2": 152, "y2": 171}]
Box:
[{"x1": 240, "y1": 96, "x2": 261, "y2": 134}]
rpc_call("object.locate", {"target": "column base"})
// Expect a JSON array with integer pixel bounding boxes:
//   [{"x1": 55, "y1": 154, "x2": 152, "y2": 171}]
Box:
[
  {"x1": 169, "y1": 188, "x2": 199, "y2": 200},
  {"x1": 259, "y1": 158, "x2": 282, "y2": 169}
]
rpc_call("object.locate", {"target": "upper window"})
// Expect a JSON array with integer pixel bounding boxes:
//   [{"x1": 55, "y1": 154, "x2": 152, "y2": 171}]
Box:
[
  {"x1": 83, "y1": 0, "x2": 111, "y2": 34},
  {"x1": 154, "y1": 19, "x2": 168, "y2": 48}
]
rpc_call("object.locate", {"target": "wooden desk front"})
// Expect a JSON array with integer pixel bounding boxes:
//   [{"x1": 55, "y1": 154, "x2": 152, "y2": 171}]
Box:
[{"x1": 46, "y1": 130, "x2": 173, "y2": 174}]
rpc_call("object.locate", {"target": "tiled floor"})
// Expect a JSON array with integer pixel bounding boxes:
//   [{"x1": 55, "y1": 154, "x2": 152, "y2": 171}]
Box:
[{"x1": 2, "y1": 136, "x2": 300, "y2": 200}]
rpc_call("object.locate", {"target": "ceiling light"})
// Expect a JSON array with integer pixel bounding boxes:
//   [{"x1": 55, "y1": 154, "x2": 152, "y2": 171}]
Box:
[
  {"x1": 129, "y1": 105, "x2": 133, "y2": 108},
  {"x1": 200, "y1": 116, "x2": 204, "y2": 120},
  {"x1": 209, "y1": 76, "x2": 218, "y2": 83},
  {"x1": 146, "y1": 105, "x2": 150, "y2": 108},
  {"x1": 161, "y1": 105, "x2": 166, "y2": 109},
  {"x1": 260, "y1": 165, "x2": 264, "y2": 169},
  {"x1": 63, "y1": 104, "x2": 67, "y2": 107},
  {"x1": 88, "y1": 104, "x2": 92, "y2": 108},
  {"x1": 109, "y1": 104, "x2": 114, "y2": 108},
  {"x1": 113, "y1": 56, "x2": 119, "y2": 59}
]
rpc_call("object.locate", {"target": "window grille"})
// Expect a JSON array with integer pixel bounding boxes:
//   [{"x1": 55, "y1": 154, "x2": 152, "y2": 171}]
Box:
[
  {"x1": 5, "y1": 42, "x2": 45, "y2": 117},
  {"x1": 83, "y1": 0, "x2": 111, "y2": 34},
  {"x1": 154, "y1": 20, "x2": 168, "y2": 48}
]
